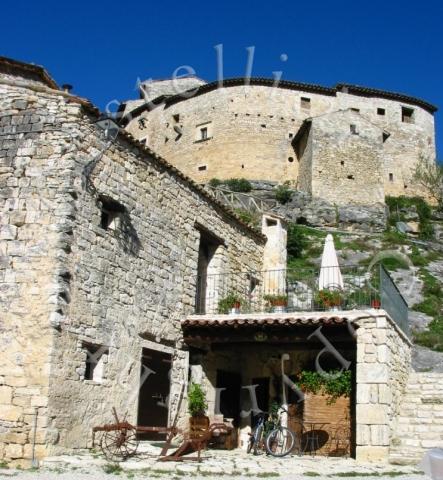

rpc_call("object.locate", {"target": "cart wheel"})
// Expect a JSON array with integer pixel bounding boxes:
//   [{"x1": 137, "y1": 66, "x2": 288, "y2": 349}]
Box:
[{"x1": 100, "y1": 428, "x2": 139, "y2": 461}]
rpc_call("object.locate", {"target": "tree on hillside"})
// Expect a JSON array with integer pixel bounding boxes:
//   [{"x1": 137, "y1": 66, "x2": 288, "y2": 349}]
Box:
[{"x1": 413, "y1": 156, "x2": 443, "y2": 210}]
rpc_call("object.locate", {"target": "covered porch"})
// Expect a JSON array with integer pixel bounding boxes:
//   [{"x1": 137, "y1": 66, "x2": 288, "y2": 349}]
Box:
[
  {"x1": 183, "y1": 312, "x2": 360, "y2": 457},
  {"x1": 182, "y1": 308, "x2": 412, "y2": 463}
]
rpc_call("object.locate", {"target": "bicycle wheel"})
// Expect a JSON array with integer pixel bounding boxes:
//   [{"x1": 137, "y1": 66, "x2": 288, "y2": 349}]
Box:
[
  {"x1": 265, "y1": 427, "x2": 295, "y2": 457},
  {"x1": 253, "y1": 424, "x2": 263, "y2": 455}
]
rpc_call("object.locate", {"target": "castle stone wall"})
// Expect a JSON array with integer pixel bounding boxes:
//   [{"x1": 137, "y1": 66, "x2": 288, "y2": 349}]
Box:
[
  {"x1": 124, "y1": 82, "x2": 436, "y2": 202},
  {"x1": 307, "y1": 110, "x2": 385, "y2": 205}
]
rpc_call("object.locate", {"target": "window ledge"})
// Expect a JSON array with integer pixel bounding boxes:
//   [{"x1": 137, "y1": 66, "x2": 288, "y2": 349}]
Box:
[
  {"x1": 194, "y1": 137, "x2": 213, "y2": 144},
  {"x1": 83, "y1": 379, "x2": 106, "y2": 385}
]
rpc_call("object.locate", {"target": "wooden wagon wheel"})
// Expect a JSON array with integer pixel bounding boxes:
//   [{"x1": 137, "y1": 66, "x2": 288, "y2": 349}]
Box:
[{"x1": 100, "y1": 427, "x2": 139, "y2": 461}]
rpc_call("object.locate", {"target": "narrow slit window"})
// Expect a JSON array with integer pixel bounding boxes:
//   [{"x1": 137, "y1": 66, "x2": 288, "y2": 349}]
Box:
[
  {"x1": 389, "y1": 173, "x2": 394, "y2": 182},
  {"x1": 200, "y1": 127, "x2": 208, "y2": 140},
  {"x1": 198, "y1": 165, "x2": 207, "y2": 171}
]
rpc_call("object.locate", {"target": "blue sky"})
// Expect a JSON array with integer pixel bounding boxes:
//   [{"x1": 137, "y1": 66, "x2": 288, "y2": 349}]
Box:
[{"x1": 2, "y1": 0, "x2": 442, "y2": 157}]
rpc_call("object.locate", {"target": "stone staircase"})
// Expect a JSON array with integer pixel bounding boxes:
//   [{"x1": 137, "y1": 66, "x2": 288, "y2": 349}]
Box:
[{"x1": 390, "y1": 372, "x2": 443, "y2": 464}]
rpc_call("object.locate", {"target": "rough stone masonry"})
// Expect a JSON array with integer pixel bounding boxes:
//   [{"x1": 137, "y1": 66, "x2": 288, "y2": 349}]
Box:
[{"x1": 0, "y1": 57, "x2": 265, "y2": 464}]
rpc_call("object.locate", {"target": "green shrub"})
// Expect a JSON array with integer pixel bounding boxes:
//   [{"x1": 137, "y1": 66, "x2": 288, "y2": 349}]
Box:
[
  {"x1": 420, "y1": 220, "x2": 435, "y2": 240},
  {"x1": 275, "y1": 184, "x2": 293, "y2": 204},
  {"x1": 233, "y1": 208, "x2": 257, "y2": 227},
  {"x1": 287, "y1": 224, "x2": 306, "y2": 259},
  {"x1": 296, "y1": 370, "x2": 352, "y2": 403},
  {"x1": 188, "y1": 383, "x2": 208, "y2": 417},
  {"x1": 224, "y1": 178, "x2": 252, "y2": 192},
  {"x1": 208, "y1": 178, "x2": 222, "y2": 187}
]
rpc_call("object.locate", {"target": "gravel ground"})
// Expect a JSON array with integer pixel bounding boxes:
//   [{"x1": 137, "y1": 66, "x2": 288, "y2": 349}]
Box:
[{"x1": 0, "y1": 466, "x2": 428, "y2": 480}]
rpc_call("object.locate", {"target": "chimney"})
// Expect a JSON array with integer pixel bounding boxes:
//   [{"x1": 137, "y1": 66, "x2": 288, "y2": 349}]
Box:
[{"x1": 62, "y1": 84, "x2": 73, "y2": 94}]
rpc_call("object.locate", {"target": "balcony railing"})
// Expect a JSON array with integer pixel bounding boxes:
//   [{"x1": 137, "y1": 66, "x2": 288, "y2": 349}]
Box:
[{"x1": 195, "y1": 265, "x2": 409, "y2": 336}]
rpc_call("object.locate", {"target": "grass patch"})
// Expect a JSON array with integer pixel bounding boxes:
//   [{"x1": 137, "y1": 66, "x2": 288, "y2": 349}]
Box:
[
  {"x1": 256, "y1": 473, "x2": 279, "y2": 478},
  {"x1": 233, "y1": 208, "x2": 260, "y2": 227},
  {"x1": 409, "y1": 245, "x2": 442, "y2": 267},
  {"x1": 304, "y1": 472, "x2": 321, "y2": 477},
  {"x1": 0, "y1": 461, "x2": 9, "y2": 469},
  {"x1": 382, "y1": 229, "x2": 409, "y2": 246},
  {"x1": 103, "y1": 463, "x2": 123, "y2": 475}
]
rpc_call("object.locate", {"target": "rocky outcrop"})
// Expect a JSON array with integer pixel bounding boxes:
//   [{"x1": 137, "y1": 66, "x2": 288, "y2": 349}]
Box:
[{"x1": 248, "y1": 184, "x2": 387, "y2": 232}]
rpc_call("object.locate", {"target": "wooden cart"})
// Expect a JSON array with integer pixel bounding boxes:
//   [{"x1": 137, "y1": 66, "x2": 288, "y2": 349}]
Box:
[{"x1": 92, "y1": 408, "x2": 180, "y2": 462}]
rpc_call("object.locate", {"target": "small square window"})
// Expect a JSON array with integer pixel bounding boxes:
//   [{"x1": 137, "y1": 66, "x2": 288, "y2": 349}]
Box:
[
  {"x1": 377, "y1": 108, "x2": 386, "y2": 116},
  {"x1": 300, "y1": 97, "x2": 311, "y2": 109},
  {"x1": 83, "y1": 343, "x2": 108, "y2": 382},
  {"x1": 100, "y1": 196, "x2": 125, "y2": 231},
  {"x1": 402, "y1": 107, "x2": 414, "y2": 124},
  {"x1": 200, "y1": 127, "x2": 208, "y2": 140},
  {"x1": 350, "y1": 124, "x2": 359, "y2": 135}
]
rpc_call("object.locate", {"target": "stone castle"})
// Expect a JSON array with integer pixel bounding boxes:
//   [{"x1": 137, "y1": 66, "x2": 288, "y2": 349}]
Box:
[{"x1": 121, "y1": 77, "x2": 437, "y2": 206}]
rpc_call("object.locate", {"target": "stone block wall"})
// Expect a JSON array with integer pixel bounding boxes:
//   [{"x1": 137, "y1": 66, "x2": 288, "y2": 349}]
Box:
[
  {"x1": 390, "y1": 372, "x2": 443, "y2": 465},
  {"x1": 307, "y1": 110, "x2": 385, "y2": 206},
  {"x1": 0, "y1": 69, "x2": 265, "y2": 463},
  {"x1": 124, "y1": 81, "x2": 436, "y2": 201},
  {"x1": 355, "y1": 312, "x2": 412, "y2": 462}
]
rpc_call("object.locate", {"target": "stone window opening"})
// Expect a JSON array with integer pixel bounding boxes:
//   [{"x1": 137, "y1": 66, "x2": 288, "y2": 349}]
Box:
[
  {"x1": 195, "y1": 122, "x2": 212, "y2": 142},
  {"x1": 402, "y1": 106, "x2": 415, "y2": 124},
  {"x1": 347, "y1": 175, "x2": 355, "y2": 180},
  {"x1": 377, "y1": 108, "x2": 386, "y2": 116},
  {"x1": 288, "y1": 157, "x2": 294, "y2": 163},
  {"x1": 300, "y1": 97, "x2": 311, "y2": 110},
  {"x1": 83, "y1": 343, "x2": 108, "y2": 383},
  {"x1": 350, "y1": 124, "x2": 359, "y2": 135},
  {"x1": 288, "y1": 133, "x2": 293, "y2": 139},
  {"x1": 99, "y1": 196, "x2": 126, "y2": 231},
  {"x1": 173, "y1": 114, "x2": 180, "y2": 122},
  {"x1": 341, "y1": 161, "x2": 345, "y2": 166},
  {"x1": 261, "y1": 124, "x2": 267, "y2": 128},
  {"x1": 241, "y1": 164, "x2": 245, "y2": 169},
  {"x1": 198, "y1": 165, "x2": 207, "y2": 171},
  {"x1": 351, "y1": 108, "x2": 360, "y2": 113},
  {"x1": 382, "y1": 132, "x2": 390, "y2": 143},
  {"x1": 389, "y1": 173, "x2": 394, "y2": 182}
]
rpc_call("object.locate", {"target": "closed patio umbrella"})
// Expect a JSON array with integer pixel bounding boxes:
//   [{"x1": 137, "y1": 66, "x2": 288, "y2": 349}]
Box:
[{"x1": 318, "y1": 234, "x2": 343, "y2": 290}]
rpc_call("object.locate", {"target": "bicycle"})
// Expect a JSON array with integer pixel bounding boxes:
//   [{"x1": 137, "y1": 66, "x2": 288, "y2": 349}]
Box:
[
  {"x1": 265, "y1": 407, "x2": 295, "y2": 457},
  {"x1": 247, "y1": 409, "x2": 295, "y2": 457}
]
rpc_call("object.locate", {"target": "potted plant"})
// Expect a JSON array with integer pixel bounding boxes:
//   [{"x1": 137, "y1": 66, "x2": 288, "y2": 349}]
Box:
[
  {"x1": 371, "y1": 297, "x2": 381, "y2": 309},
  {"x1": 188, "y1": 383, "x2": 209, "y2": 436},
  {"x1": 315, "y1": 289, "x2": 343, "y2": 311},
  {"x1": 218, "y1": 293, "x2": 243, "y2": 314},
  {"x1": 264, "y1": 294, "x2": 288, "y2": 313}
]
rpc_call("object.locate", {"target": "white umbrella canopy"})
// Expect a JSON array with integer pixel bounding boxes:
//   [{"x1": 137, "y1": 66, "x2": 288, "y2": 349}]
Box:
[{"x1": 318, "y1": 234, "x2": 344, "y2": 290}]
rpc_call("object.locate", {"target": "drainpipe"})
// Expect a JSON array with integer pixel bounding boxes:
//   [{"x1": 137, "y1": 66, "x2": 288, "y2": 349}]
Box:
[{"x1": 31, "y1": 407, "x2": 39, "y2": 468}]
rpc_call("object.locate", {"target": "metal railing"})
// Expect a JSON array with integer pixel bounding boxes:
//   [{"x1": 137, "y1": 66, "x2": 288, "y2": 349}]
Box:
[{"x1": 195, "y1": 265, "x2": 409, "y2": 336}]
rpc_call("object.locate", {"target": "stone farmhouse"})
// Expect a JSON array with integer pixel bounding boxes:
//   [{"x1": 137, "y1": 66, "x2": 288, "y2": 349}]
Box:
[
  {"x1": 0, "y1": 57, "x2": 442, "y2": 467},
  {"x1": 121, "y1": 76, "x2": 437, "y2": 206}
]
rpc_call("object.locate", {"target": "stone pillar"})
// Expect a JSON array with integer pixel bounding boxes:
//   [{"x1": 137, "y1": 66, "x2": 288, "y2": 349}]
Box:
[{"x1": 261, "y1": 214, "x2": 287, "y2": 294}]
